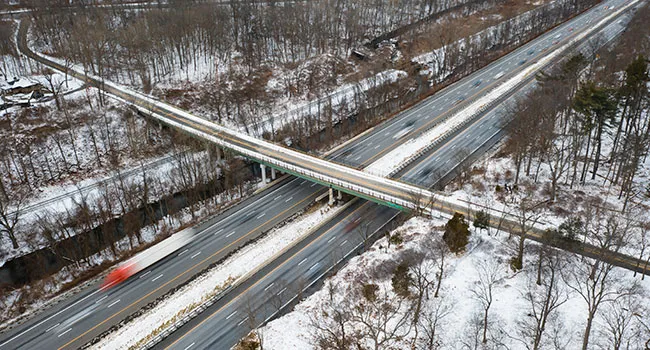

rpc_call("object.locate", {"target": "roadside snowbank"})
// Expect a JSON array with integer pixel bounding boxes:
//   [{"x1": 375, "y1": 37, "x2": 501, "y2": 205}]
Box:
[{"x1": 92, "y1": 203, "x2": 343, "y2": 350}]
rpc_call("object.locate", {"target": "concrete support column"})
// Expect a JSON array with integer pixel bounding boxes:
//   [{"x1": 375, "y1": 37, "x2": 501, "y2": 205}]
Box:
[
  {"x1": 260, "y1": 164, "x2": 267, "y2": 183},
  {"x1": 215, "y1": 147, "x2": 222, "y2": 161},
  {"x1": 271, "y1": 167, "x2": 276, "y2": 180},
  {"x1": 328, "y1": 188, "x2": 335, "y2": 206},
  {"x1": 337, "y1": 190, "x2": 342, "y2": 200}
]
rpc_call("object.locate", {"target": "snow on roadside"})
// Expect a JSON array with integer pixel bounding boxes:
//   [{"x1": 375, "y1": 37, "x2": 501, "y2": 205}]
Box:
[
  {"x1": 250, "y1": 69, "x2": 407, "y2": 137},
  {"x1": 261, "y1": 216, "x2": 650, "y2": 350},
  {"x1": 365, "y1": 0, "x2": 639, "y2": 178},
  {"x1": 92, "y1": 202, "x2": 343, "y2": 350}
]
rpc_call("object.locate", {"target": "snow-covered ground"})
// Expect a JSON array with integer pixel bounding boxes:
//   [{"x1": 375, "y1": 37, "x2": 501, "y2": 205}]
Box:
[
  {"x1": 92, "y1": 202, "x2": 345, "y2": 350},
  {"x1": 366, "y1": 0, "x2": 638, "y2": 178},
  {"x1": 261, "y1": 216, "x2": 650, "y2": 349},
  {"x1": 248, "y1": 69, "x2": 407, "y2": 138}
]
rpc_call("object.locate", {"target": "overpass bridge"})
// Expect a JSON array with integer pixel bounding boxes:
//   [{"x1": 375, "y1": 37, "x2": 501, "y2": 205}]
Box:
[{"x1": 17, "y1": 0, "x2": 638, "y2": 217}]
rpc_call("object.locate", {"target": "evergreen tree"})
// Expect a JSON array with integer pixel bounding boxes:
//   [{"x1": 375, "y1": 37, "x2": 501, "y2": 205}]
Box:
[
  {"x1": 443, "y1": 212, "x2": 471, "y2": 253},
  {"x1": 573, "y1": 82, "x2": 617, "y2": 181},
  {"x1": 473, "y1": 210, "x2": 490, "y2": 231}
]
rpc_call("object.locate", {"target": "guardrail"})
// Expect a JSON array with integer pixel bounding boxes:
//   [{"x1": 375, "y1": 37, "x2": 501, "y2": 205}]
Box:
[
  {"x1": 18, "y1": 0, "x2": 638, "y2": 222},
  {"x1": 139, "y1": 284, "x2": 234, "y2": 349},
  {"x1": 388, "y1": 0, "x2": 637, "y2": 180}
]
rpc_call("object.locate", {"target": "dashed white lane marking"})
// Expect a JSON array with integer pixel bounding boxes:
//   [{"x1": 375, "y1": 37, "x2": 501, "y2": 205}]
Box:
[
  {"x1": 256, "y1": 213, "x2": 266, "y2": 219},
  {"x1": 226, "y1": 231, "x2": 236, "y2": 238},
  {"x1": 152, "y1": 274, "x2": 164, "y2": 282},
  {"x1": 95, "y1": 295, "x2": 108, "y2": 304},
  {"x1": 139, "y1": 271, "x2": 152, "y2": 279},
  {"x1": 45, "y1": 323, "x2": 60, "y2": 333},
  {"x1": 190, "y1": 251, "x2": 201, "y2": 259},
  {"x1": 300, "y1": 180, "x2": 306, "y2": 185},
  {"x1": 340, "y1": 240, "x2": 348, "y2": 246},
  {"x1": 184, "y1": 342, "x2": 195, "y2": 350},
  {"x1": 178, "y1": 249, "x2": 189, "y2": 257},
  {"x1": 285, "y1": 196, "x2": 293, "y2": 202},
  {"x1": 57, "y1": 328, "x2": 72, "y2": 338},
  {"x1": 274, "y1": 195, "x2": 282, "y2": 201},
  {"x1": 384, "y1": 131, "x2": 390, "y2": 136},
  {"x1": 278, "y1": 287, "x2": 287, "y2": 295},
  {"x1": 298, "y1": 258, "x2": 308, "y2": 266},
  {"x1": 451, "y1": 145, "x2": 457, "y2": 150},
  {"x1": 107, "y1": 299, "x2": 121, "y2": 308},
  {"x1": 374, "y1": 145, "x2": 380, "y2": 150},
  {"x1": 264, "y1": 282, "x2": 275, "y2": 291},
  {"x1": 309, "y1": 263, "x2": 319, "y2": 271},
  {"x1": 237, "y1": 317, "x2": 249, "y2": 327},
  {"x1": 327, "y1": 236, "x2": 336, "y2": 243},
  {"x1": 214, "y1": 229, "x2": 224, "y2": 236},
  {"x1": 226, "y1": 311, "x2": 238, "y2": 320},
  {"x1": 354, "y1": 156, "x2": 361, "y2": 161},
  {"x1": 0, "y1": 287, "x2": 102, "y2": 347},
  {"x1": 310, "y1": 182, "x2": 318, "y2": 187}
]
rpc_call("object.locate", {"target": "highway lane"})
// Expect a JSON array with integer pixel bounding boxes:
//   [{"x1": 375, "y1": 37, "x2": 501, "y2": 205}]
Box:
[
  {"x1": 402, "y1": 15, "x2": 632, "y2": 188},
  {"x1": 0, "y1": 177, "x2": 327, "y2": 350},
  {"x1": 1, "y1": 1, "x2": 631, "y2": 348},
  {"x1": 157, "y1": 2, "x2": 638, "y2": 349},
  {"x1": 158, "y1": 199, "x2": 399, "y2": 350},
  {"x1": 331, "y1": 1, "x2": 624, "y2": 170},
  {"x1": 18, "y1": 0, "x2": 635, "y2": 212}
]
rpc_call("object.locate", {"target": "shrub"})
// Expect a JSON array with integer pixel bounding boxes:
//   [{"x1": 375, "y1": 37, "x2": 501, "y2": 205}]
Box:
[
  {"x1": 389, "y1": 232, "x2": 404, "y2": 246},
  {"x1": 558, "y1": 216, "x2": 584, "y2": 241},
  {"x1": 362, "y1": 283, "x2": 379, "y2": 302},
  {"x1": 443, "y1": 212, "x2": 470, "y2": 253},
  {"x1": 473, "y1": 210, "x2": 490, "y2": 230},
  {"x1": 495, "y1": 184, "x2": 503, "y2": 192},
  {"x1": 391, "y1": 262, "x2": 412, "y2": 298}
]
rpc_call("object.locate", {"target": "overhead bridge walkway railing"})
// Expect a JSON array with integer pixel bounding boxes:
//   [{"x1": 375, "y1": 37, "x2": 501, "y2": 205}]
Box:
[
  {"x1": 18, "y1": 19, "x2": 436, "y2": 212},
  {"x1": 18, "y1": 0, "x2": 637, "y2": 214}
]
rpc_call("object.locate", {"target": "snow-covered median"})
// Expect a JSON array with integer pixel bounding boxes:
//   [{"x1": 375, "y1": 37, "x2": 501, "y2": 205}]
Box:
[
  {"x1": 365, "y1": 0, "x2": 638, "y2": 178},
  {"x1": 91, "y1": 203, "x2": 344, "y2": 349}
]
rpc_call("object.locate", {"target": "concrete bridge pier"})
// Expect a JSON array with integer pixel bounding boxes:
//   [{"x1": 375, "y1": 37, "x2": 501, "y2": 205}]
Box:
[
  {"x1": 260, "y1": 164, "x2": 267, "y2": 183},
  {"x1": 271, "y1": 167, "x2": 276, "y2": 180},
  {"x1": 337, "y1": 190, "x2": 342, "y2": 200},
  {"x1": 328, "y1": 188, "x2": 335, "y2": 206},
  {"x1": 215, "y1": 147, "x2": 222, "y2": 161}
]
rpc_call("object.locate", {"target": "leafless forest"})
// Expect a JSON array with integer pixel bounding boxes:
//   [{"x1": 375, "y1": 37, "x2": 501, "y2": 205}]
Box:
[{"x1": 0, "y1": 0, "x2": 636, "y2": 329}]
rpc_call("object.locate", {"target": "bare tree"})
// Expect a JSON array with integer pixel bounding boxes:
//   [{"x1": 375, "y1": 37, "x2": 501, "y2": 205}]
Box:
[
  {"x1": 0, "y1": 192, "x2": 25, "y2": 249},
  {"x1": 470, "y1": 259, "x2": 503, "y2": 344},
  {"x1": 563, "y1": 215, "x2": 639, "y2": 350},
  {"x1": 42, "y1": 68, "x2": 65, "y2": 110},
  {"x1": 309, "y1": 281, "x2": 355, "y2": 350},
  {"x1": 510, "y1": 190, "x2": 545, "y2": 270},
  {"x1": 517, "y1": 251, "x2": 568, "y2": 350},
  {"x1": 599, "y1": 294, "x2": 645, "y2": 350},
  {"x1": 417, "y1": 297, "x2": 453, "y2": 350},
  {"x1": 351, "y1": 284, "x2": 414, "y2": 350}
]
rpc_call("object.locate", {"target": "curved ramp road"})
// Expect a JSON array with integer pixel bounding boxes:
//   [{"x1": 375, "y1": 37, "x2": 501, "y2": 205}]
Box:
[{"x1": 0, "y1": 0, "x2": 637, "y2": 349}]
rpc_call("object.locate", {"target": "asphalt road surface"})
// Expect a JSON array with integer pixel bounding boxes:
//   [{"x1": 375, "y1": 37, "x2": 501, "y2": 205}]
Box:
[
  {"x1": 156, "y1": 2, "x2": 637, "y2": 349},
  {"x1": 0, "y1": 1, "x2": 633, "y2": 348}
]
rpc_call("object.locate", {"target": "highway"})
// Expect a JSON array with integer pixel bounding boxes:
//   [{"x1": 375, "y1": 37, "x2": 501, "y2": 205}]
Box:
[
  {"x1": 0, "y1": 0, "x2": 637, "y2": 349},
  {"x1": 15, "y1": 0, "x2": 637, "y2": 213},
  {"x1": 157, "y1": 1, "x2": 642, "y2": 349}
]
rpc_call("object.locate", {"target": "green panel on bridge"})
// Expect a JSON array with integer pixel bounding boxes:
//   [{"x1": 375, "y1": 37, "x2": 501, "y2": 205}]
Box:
[{"x1": 258, "y1": 161, "x2": 407, "y2": 212}]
